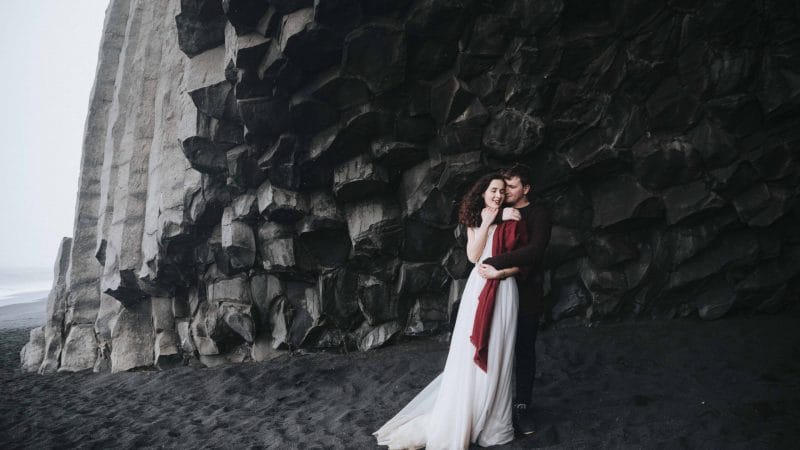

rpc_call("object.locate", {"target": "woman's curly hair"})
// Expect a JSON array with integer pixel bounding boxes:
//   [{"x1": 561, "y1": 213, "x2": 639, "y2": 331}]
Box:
[{"x1": 458, "y1": 173, "x2": 505, "y2": 227}]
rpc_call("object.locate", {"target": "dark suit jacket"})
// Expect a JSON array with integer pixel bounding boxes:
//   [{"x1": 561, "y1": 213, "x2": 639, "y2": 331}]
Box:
[{"x1": 483, "y1": 198, "x2": 551, "y2": 315}]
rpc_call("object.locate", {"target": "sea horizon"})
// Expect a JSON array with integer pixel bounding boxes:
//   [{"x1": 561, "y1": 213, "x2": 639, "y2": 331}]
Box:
[{"x1": 0, "y1": 267, "x2": 52, "y2": 307}]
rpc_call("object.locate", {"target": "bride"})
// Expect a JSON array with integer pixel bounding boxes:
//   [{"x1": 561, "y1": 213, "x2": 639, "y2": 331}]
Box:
[{"x1": 374, "y1": 173, "x2": 526, "y2": 449}]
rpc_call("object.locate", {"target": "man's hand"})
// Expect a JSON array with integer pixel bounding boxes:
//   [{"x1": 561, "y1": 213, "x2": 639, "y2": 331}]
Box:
[
  {"x1": 502, "y1": 207, "x2": 521, "y2": 221},
  {"x1": 478, "y1": 263, "x2": 503, "y2": 280}
]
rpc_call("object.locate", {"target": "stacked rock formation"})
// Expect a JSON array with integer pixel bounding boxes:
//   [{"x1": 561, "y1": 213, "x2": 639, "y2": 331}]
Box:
[{"x1": 21, "y1": 0, "x2": 800, "y2": 373}]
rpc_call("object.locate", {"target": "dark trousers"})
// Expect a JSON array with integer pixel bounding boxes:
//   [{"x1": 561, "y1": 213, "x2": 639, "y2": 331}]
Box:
[{"x1": 514, "y1": 311, "x2": 540, "y2": 405}]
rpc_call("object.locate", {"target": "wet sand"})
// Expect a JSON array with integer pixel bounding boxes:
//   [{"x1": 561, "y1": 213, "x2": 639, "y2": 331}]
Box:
[
  {"x1": 0, "y1": 297, "x2": 46, "y2": 330},
  {"x1": 1, "y1": 310, "x2": 798, "y2": 449}
]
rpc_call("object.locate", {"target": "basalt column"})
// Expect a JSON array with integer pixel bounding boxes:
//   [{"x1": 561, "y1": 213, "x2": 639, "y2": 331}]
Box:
[{"x1": 22, "y1": 0, "x2": 800, "y2": 373}]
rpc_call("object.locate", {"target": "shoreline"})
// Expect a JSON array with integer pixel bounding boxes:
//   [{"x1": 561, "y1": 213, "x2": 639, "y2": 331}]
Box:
[
  {"x1": 0, "y1": 298, "x2": 46, "y2": 331},
  {"x1": 0, "y1": 289, "x2": 50, "y2": 306}
]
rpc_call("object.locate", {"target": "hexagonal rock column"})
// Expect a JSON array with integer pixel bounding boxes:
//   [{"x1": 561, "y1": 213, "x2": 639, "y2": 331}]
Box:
[
  {"x1": 550, "y1": 277, "x2": 592, "y2": 322},
  {"x1": 284, "y1": 281, "x2": 324, "y2": 348},
  {"x1": 457, "y1": 14, "x2": 510, "y2": 78},
  {"x1": 180, "y1": 49, "x2": 237, "y2": 173},
  {"x1": 190, "y1": 275, "x2": 256, "y2": 361},
  {"x1": 19, "y1": 328, "x2": 45, "y2": 373},
  {"x1": 591, "y1": 174, "x2": 663, "y2": 229},
  {"x1": 306, "y1": 68, "x2": 370, "y2": 110},
  {"x1": 666, "y1": 231, "x2": 761, "y2": 292},
  {"x1": 355, "y1": 320, "x2": 402, "y2": 351},
  {"x1": 258, "y1": 134, "x2": 301, "y2": 190},
  {"x1": 732, "y1": 183, "x2": 794, "y2": 227},
  {"x1": 176, "y1": 0, "x2": 226, "y2": 57},
  {"x1": 180, "y1": 135, "x2": 228, "y2": 175},
  {"x1": 222, "y1": 0, "x2": 272, "y2": 34},
  {"x1": 40, "y1": 237, "x2": 72, "y2": 373},
  {"x1": 342, "y1": 23, "x2": 406, "y2": 93},
  {"x1": 228, "y1": 32, "x2": 272, "y2": 74},
  {"x1": 401, "y1": 219, "x2": 455, "y2": 262},
  {"x1": 661, "y1": 181, "x2": 726, "y2": 226},
  {"x1": 279, "y1": 8, "x2": 343, "y2": 73},
  {"x1": 257, "y1": 222, "x2": 299, "y2": 272},
  {"x1": 221, "y1": 206, "x2": 257, "y2": 271},
  {"x1": 249, "y1": 272, "x2": 289, "y2": 359},
  {"x1": 357, "y1": 274, "x2": 400, "y2": 326},
  {"x1": 229, "y1": 192, "x2": 259, "y2": 220},
  {"x1": 430, "y1": 76, "x2": 475, "y2": 125},
  {"x1": 399, "y1": 260, "x2": 451, "y2": 335},
  {"x1": 370, "y1": 140, "x2": 428, "y2": 170},
  {"x1": 98, "y1": 0, "x2": 178, "y2": 308},
  {"x1": 318, "y1": 267, "x2": 362, "y2": 330},
  {"x1": 289, "y1": 95, "x2": 339, "y2": 135},
  {"x1": 188, "y1": 80, "x2": 235, "y2": 121},
  {"x1": 304, "y1": 105, "x2": 389, "y2": 172},
  {"x1": 396, "y1": 262, "x2": 450, "y2": 297},
  {"x1": 226, "y1": 146, "x2": 267, "y2": 190},
  {"x1": 191, "y1": 302, "x2": 223, "y2": 356},
  {"x1": 256, "y1": 180, "x2": 307, "y2": 222},
  {"x1": 398, "y1": 159, "x2": 452, "y2": 227},
  {"x1": 405, "y1": 294, "x2": 449, "y2": 336},
  {"x1": 237, "y1": 96, "x2": 289, "y2": 141},
  {"x1": 256, "y1": 39, "x2": 304, "y2": 96},
  {"x1": 431, "y1": 81, "x2": 489, "y2": 154},
  {"x1": 442, "y1": 246, "x2": 473, "y2": 280},
  {"x1": 333, "y1": 155, "x2": 390, "y2": 202},
  {"x1": 633, "y1": 136, "x2": 703, "y2": 191},
  {"x1": 482, "y1": 108, "x2": 545, "y2": 159},
  {"x1": 436, "y1": 152, "x2": 486, "y2": 195},
  {"x1": 152, "y1": 297, "x2": 181, "y2": 369},
  {"x1": 59, "y1": 324, "x2": 98, "y2": 372},
  {"x1": 296, "y1": 192, "x2": 351, "y2": 269},
  {"x1": 344, "y1": 198, "x2": 403, "y2": 258},
  {"x1": 313, "y1": 0, "x2": 362, "y2": 31},
  {"x1": 110, "y1": 299, "x2": 155, "y2": 373},
  {"x1": 577, "y1": 258, "x2": 629, "y2": 319}
]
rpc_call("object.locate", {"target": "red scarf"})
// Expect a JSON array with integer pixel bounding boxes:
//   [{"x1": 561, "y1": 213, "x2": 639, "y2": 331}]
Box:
[{"x1": 470, "y1": 220, "x2": 528, "y2": 372}]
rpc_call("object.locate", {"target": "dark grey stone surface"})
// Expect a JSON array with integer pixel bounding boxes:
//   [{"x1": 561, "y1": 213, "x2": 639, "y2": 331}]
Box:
[{"x1": 23, "y1": 0, "x2": 800, "y2": 371}]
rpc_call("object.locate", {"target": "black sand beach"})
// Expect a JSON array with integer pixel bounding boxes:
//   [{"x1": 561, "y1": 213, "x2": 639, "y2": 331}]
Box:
[
  {"x1": 0, "y1": 296, "x2": 47, "y2": 330},
  {"x1": 2, "y1": 311, "x2": 799, "y2": 449}
]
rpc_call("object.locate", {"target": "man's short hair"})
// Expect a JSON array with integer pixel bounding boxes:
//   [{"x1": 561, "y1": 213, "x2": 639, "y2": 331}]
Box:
[{"x1": 500, "y1": 163, "x2": 532, "y2": 188}]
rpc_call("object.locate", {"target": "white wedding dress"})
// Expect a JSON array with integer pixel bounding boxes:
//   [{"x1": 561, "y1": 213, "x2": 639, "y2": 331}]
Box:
[{"x1": 374, "y1": 225, "x2": 519, "y2": 449}]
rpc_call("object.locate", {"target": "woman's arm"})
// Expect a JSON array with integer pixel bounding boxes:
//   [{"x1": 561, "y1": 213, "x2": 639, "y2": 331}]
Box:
[
  {"x1": 466, "y1": 207, "x2": 499, "y2": 263},
  {"x1": 466, "y1": 225, "x2": 491, "y2": 263}
]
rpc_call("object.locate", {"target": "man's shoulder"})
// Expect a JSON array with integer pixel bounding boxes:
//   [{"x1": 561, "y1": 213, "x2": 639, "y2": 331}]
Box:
[{"x1": 519, "y1": 198, "x2": 548, "y2": 219}]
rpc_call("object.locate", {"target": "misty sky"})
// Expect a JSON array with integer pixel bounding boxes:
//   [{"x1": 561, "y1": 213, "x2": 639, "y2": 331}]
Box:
[{"x1": 0, "y1": 1, "x2": 108, "y2": 270}]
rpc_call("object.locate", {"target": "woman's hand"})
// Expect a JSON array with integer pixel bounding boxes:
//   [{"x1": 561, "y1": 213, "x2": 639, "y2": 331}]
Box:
[
  {"x1": 478, "y1": 263, "x2": 504, "y2": 280},
  {"x1": 480, "y1": 207, "x2": 499, "y2": 227}
]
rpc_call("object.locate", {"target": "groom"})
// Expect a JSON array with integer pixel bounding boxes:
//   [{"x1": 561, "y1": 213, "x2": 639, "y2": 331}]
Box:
[{"x1": 477, "y1": 163, "x2": 551, "y2": 435}]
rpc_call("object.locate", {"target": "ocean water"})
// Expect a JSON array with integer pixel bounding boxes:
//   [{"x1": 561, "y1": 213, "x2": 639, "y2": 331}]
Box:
[{"x1": 0, "y1": 267, "x2": 52, "y2": 307}]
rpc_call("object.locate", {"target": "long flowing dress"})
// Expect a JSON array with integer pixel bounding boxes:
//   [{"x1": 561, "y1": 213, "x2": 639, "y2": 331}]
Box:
[{"x1": 374, "y1": 225, "x2": 519, "y2": 449}]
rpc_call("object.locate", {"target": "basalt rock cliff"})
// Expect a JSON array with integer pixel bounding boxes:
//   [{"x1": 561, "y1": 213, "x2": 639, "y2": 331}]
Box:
[{"x1": 21, "y1": 0, "x2": 800, "y2": 372}]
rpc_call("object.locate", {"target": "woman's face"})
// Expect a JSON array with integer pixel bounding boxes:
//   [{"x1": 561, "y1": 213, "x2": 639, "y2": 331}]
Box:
[{"x1": 483, "y1": 179, "x2": 506, "y2": 209}]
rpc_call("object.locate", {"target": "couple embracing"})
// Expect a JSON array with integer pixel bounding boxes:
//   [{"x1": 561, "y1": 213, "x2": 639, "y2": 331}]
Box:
[{"x1": 374, "y1": 164, "x2": 552, "y2": 449}]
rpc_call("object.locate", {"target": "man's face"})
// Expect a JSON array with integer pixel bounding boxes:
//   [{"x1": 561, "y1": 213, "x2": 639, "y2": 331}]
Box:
[{"x1": 503, "y1": 176, "x2": 530, "y2": 206}]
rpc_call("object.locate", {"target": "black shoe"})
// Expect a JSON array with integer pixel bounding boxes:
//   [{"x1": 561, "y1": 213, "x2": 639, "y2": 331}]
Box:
[{"x1": 513, "y1": 403, "x2": 536, "y2": 435}]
